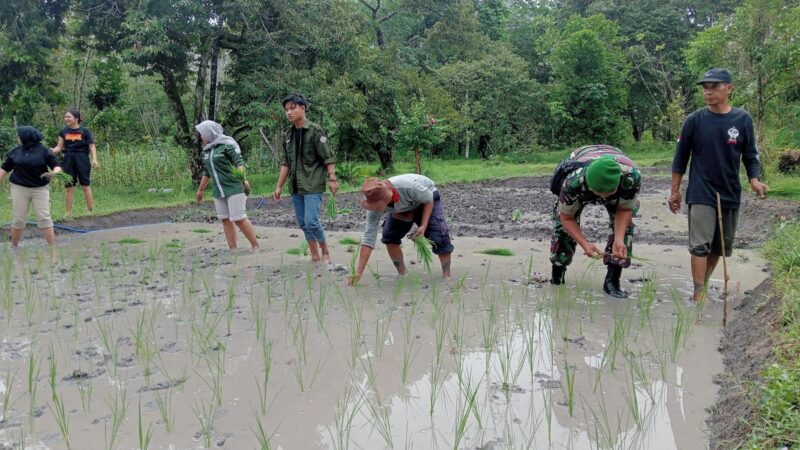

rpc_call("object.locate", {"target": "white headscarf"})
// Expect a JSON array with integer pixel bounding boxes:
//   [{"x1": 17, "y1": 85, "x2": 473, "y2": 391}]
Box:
[{"x1": 195, "y1": 120, "x2": 241, "y2": 152}]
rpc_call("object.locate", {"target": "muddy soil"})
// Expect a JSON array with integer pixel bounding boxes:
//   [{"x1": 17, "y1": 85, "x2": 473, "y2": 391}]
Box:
[
  {"x1": 29, "y1": 174, "x2": 800, "y2": 248},
  {"x1": 707, "y1": 278, "x2": 780, "y2": 449}
]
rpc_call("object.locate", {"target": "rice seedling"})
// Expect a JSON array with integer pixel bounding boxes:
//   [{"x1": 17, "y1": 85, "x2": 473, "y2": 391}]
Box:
[
  {"x1": 412, "y1": 236, "x2": 435, "y2": 273},
  {"x1": 327, "y1": 386, "x2": 363, "y2": 450},
  {"x1": 373, "y1": 310, "x2": 393, "y2": 359},
  {"x1": 26, "y1": 348, "x2": 41, "y2": 430},
  {"x1": 193, "y1": 398, "x2": 216, "y2": 449},
  {"x1": 476, "y1": 248, "x2": 515, "y2": 257},
  {"x1": 339, "y1": 237, "x2": 360, "y2": 246},
  {"x1": 252, "y1": 414, "x2": 279, "y2": 450},
  {"x1": 78, "y1": 378, "x2": 93, "y2": 413},
  {"x1": 621, "y1": 372, "x2": 643, "y2": 430},
  {"x1": 48, "y1": 391, "x2": 71, "y2": 449},
  {"x1": 562, "y1": 358, "x2": 576, "y2": 416},
  {"x1": 349, "y1": 305, "x2": 364, "y2": 369},
  {"x1": 287, "y1": 240, "x2": 310, "y2": 256},
  {"x1": 104, "y1": 385, "x2": 130, "y2": 450},
  {"x1": 2, "y1": 368, "x2": 18, "y2": 422},
  {"x1": 225, "y1": 280, "x2": 237, "y2": 336},
  {"x1": 118, "y1": 237, "x2": 145, "y2": 245},
  {"x1": 453, "y1": 374, "x2": 482, "y2": 449},
  {"x1": 357, "y1": 381, "x2": 393, "y2": 449},
  {"x1": 254, "y1": 340, "x2": 273, "y2": 415},
  {"x1": 511, "y1": 209, "x2": 522, "y2": 222},
  {"x1": 625, "y1": 349, "x2": 656, "y2": 404},
  {"x1": 326, "y1": 195, "x2": 338, "y2": 219},
  {"x1": 428, "y1": 360, "x2": 445, "y2": 417},
  {"x1": 137, "y1": 399, "x2": 154, "y2": 450},
  {"x1": 400, "y1": 329, "x2": 419, "y2": 385},
  {"x1": 153, "y1": 389, "x2": 175, "y2": 433},
  {"x1": 192, "y1": 228, "x2": 212, "y2": 234}
]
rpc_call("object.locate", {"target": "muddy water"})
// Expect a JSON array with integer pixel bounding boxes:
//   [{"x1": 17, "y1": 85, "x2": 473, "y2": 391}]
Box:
[{"x1": 0, "y1": 224, "x2": 767, "y2": 450}]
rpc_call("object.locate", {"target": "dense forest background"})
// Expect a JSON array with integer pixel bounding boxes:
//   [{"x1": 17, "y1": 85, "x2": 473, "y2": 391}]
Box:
[{"x1": 1, "y1": 0, "x2": 799, "y2": 182}]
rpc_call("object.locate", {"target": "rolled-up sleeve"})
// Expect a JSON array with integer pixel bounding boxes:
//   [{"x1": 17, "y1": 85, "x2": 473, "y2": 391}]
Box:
[
  {"x1": 315, "y1": 130, "x2": 336, "y2": 165},
  {"x1": 361, "y1": 210, "x2": 384, "y2": 248}
]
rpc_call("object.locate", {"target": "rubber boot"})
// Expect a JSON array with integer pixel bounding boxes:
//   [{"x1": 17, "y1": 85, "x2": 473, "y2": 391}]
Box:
[
  {"x1": 603, "y1": 265, "x2": 628, "y2": 298},
  {"x1": 551, "y1": 265, "x2": 566, "y2": 285}
]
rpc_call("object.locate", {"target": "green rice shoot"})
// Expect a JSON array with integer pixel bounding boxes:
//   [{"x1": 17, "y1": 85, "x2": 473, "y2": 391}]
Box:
[
  {"x1": 192, "y1": 228, "x2": 212, "y2": 234},
  {"x1": 413, "y1": 236, "x2": 435, "y2": 273},
  {"x1": 337, "y1": 208, "x2": 352, "y2": 215},
  {"x1": 164, "y1": 240, "x2": 183, "y2": 249},
  {"x1": 512, "y1": 209, "x2": 522, "y2": 222},
  {"x1": 339, "y1": 237, "x2": 361, "y2": 246},
  {"x1": 477, "y1": 248, "x2": 515, "y2": 257},
  {"x1": 118, "y1": 238, "x2": 145, "y2": 245},
  {"x1": 287, "y1": 241, "x2": 310, "y2": 256},
  {"x1": 230, "y1": 166, "x2": 250, "y2": 195},
  {"x1": 326, "y1": 196, "x2": 337, "y2": 220}
]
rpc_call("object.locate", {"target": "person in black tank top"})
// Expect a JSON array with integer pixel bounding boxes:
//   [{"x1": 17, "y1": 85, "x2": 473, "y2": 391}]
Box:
[{"x1": 51, "y1": 109, "x2": 100, "y2": 216}]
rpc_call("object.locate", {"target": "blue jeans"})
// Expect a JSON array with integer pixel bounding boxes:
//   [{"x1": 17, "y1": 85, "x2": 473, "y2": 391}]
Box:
[{"x1": 291, "y1": 193, "x2": 326, "y2": 243}]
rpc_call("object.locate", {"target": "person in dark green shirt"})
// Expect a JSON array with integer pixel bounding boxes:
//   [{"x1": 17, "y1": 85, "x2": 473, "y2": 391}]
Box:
[
  {"x1": 272, "y1": 93, "x2": 338, "y2": 263},
  {"x1": 195, "y1": 120, "x2": 259, "y2": 252}
]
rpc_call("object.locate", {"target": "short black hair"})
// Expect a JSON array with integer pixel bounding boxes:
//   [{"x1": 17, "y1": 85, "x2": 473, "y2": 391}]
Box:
[{"x1": 282, "y1": 93, "x2": 308, "y2": 108}]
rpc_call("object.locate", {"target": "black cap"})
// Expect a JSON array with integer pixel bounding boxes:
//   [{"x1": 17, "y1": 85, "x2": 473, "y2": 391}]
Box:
[{"x1": 697, "y1": 68, "x2": 732, "y2": 85}]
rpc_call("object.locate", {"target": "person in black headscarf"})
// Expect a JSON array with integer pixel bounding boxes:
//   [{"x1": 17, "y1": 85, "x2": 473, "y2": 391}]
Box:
[{"x1": 0, "y1": 126, "x2": 63, "y2": 246}]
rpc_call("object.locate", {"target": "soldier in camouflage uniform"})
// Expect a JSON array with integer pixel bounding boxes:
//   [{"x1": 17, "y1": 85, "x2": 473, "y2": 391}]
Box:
[{"x1": 550, "y1": 145, "x2": 641, "y2": 298}]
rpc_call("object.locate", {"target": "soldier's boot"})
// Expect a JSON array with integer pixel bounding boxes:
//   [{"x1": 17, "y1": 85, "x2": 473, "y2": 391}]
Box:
[
  {"x1": 551, "y1": 265, "x2": 566, "y2": 285},
  {"x1": 603, "y1": 265, "x2": 628, "y2": 299}
]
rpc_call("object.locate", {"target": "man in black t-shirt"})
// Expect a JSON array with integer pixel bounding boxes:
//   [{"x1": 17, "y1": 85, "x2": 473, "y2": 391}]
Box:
[{"x1": 669, "y1": 68, "x2": 769, "y2": 302}]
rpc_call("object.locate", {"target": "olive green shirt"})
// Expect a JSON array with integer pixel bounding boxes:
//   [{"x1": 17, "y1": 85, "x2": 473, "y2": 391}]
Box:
[
  {"x1": 281, "y1": 120, "x2": 335, "y2": 194},
  {"x1": 202, "y1": 144, "x2": 245, "y2": 199}
]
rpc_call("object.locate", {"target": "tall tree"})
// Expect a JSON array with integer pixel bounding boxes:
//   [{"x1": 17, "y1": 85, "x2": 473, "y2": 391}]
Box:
[{"x1": 0, "y1": 0, "x2": 70, "y2": 122}]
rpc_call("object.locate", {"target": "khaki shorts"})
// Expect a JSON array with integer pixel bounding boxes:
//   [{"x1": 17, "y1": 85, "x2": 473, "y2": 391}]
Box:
[
  {"x1": 10, "y1": 183, "x2": 54, "y2": 229},
  {"x1": 213, "y1": 193, "x2": 248, "y2": 221},
  {"x1": 688, "y1": 204, "x2": 738, "y2": 257}
]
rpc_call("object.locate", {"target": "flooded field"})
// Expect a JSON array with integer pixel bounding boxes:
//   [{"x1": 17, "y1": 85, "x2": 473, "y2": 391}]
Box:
[{"x1": 0, "y1": 223, "x2": 767, "y2": 449}]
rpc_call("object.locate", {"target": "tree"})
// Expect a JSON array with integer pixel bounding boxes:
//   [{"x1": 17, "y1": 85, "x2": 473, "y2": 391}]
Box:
[
  {"x1": 395, "y1": 99, "x2": 446, "y2": 172},
  {"x1": 549, "y1": 14, "x2": 629, "y2": 145},
  {"x1": 0, "y1": 0, "x2": 70, "y2": 123}
]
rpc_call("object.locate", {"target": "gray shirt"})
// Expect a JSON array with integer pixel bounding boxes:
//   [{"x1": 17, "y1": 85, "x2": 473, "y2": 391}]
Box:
[{"x1": 361, "y1": 174, "x2": 437, "y2": 248}]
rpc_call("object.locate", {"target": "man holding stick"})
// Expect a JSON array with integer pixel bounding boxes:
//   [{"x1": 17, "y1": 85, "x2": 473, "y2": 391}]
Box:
[{"x1": 669, "y1": 68, "x2": 768, "y2": 302}]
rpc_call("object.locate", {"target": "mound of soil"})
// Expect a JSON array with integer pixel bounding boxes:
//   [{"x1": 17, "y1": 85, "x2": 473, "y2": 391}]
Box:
[
  {"x1": 24, "y1": 174, "x2": 798, "y2": 247},
  {"x1": 707, "y1": 278, "x2": 781, "y2": 449}
]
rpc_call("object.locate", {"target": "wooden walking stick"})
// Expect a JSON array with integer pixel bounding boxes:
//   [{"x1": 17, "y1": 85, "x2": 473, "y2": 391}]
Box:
[{"x1": 716, "y1": 192, "x2": 729, "y2": 327}]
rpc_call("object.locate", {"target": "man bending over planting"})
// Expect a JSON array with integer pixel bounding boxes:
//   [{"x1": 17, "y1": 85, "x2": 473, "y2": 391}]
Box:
[
  {"x1": 348, "y1": 175, "x2": 454, "y2": 285},
  {"x1": 549, "y1": 145, "x2": 641, "y2": 298}
]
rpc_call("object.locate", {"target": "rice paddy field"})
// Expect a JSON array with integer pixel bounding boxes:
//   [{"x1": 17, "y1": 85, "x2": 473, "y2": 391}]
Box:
[{"x1": 0, "y1": 223, "x2": 767, "y2": 450}]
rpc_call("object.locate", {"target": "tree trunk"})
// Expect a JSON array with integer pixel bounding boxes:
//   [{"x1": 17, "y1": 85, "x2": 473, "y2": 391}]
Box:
[
  {"x1": 208, "y1": 31, "x2": 222, "y2": 121},
  {"x1": 478, "y1": 135, "x2": 490, "y2": 159},
  {"x1": 374, "y1": 141, "x2": 393, "y2": 171},
  {"x1": 157, "y1": 67, "x2": 192, "y2": 150},
  {"x1": 191, "y1": 53, "x2": 210, "y2": 183}
]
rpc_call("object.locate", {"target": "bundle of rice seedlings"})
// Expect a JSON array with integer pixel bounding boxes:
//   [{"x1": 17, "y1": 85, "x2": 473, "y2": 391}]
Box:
[
  {"x1": 231, "y1": 166, "x2": 250, "y2": 195},
  {"x1": 326, "y1": 195, "x2": 337, "y2": 220},
  {"x1": 412, "y1": 236, "x2": 435, "y2": 273},
  {"x1": 339, "y1": 237, "x2": 361, "y2": 246},
  {"x1": 511, "y1": 209, "x2": 522, "y2": 222},
  {"x1": 49, "y1": 171, "x2": 74, "y2": 186},
  {"x1": 477, "y1": 248, "x2": 514, "y2": 257}
]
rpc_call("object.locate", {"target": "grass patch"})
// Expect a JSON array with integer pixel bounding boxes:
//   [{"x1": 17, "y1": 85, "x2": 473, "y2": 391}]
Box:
[
  {"x1": 338, "y1": 237, "x2": 361, "y2": 246},
  {"x1": 118, "y1": 238, "x2": 145, "y2": 244},
  {"x1": 747, "y1": 221, "x2": 800, "y2": 447},
  {"x1": 164, "y1": 240, "x2": 183, "y2": 249},
  {"x1": 476, "y1": 248, "x2": 515, "y2": 257},
  {"x1": 191, "y1": 228, "x2": 212, "y2": 234}
]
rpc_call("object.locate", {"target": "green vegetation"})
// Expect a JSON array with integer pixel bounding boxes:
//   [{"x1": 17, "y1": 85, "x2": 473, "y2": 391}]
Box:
[
  {"x1": 476, "y1": 248, "x2": 515, "y2": 257},
  {"x1": 117, "y1": 238, "x2": 145, "y2": 245},
  {"x1": 748, "y1": 222, "x2": 800, "y2": 448},
  {"x1": 338, "y1": 237, "x2": 361, "y2": 246}
]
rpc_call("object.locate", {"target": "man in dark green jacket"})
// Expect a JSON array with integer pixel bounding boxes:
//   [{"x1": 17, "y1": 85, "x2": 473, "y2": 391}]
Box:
[{"x1": 273, "y1": 93, "x2": 338, "y2": 262}]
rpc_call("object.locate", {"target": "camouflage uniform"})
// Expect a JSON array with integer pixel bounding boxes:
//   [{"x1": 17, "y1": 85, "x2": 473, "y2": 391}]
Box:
[{"x1": 550, "y1": 145, "x2": 641, "y2": 268}]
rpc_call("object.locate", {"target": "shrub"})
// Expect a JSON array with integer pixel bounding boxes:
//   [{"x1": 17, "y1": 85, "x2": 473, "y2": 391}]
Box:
[{"x1": 777, "y1": 150, "x2": 800, "y2": 174}]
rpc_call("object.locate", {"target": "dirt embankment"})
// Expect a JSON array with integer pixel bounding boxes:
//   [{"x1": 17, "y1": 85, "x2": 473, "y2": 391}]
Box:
[
  {"x1": 707, "y1": 278, "x2": 781, "y2": 449},
  {"x1": 44, "y1": 173, "x2": 800, "y2": 248}
]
